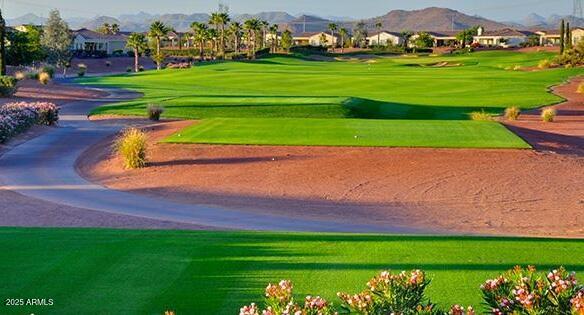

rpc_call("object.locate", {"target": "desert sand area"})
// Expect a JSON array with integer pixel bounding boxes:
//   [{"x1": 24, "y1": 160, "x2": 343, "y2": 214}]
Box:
[{"x1": 77, "y1": 78, "x2": 584, "y2": 238}]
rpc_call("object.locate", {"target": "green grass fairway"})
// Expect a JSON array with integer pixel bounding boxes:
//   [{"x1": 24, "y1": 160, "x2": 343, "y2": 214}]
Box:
[
  {"x1": 1, "y1": 228, "x2": 582, "y2": 314},
  {"x1": 79, "y1": 51, "x2": 581, "y2": 148},
  {"x1": 165, "y1": 118, "x2": 530, "y2": 148}
]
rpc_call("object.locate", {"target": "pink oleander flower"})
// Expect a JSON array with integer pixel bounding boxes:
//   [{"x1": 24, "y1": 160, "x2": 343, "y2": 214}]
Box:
[
  {"x1": 304, "y1": 295, "x2": 329, "y2": 310},
  {"x1": 449, "y1": 304, "x2": 475, "y2": 315},
  {"x1": 481, "y1": 276, "x2": 508, "y2": 291},
  {"x1": 265, "y1": 280, "x2": 293, "y2": 304},
  {"x1": 571, "y1": 289, "x2": 584, "y2": 314},
  {"x1": 240, "y1": 303, "x2": 260, "y2": 315}
]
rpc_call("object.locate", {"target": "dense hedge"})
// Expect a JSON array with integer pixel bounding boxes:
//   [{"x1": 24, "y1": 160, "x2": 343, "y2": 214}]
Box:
[{"x1": 0, "y1": 102, "x2": 59, "y2": 143}]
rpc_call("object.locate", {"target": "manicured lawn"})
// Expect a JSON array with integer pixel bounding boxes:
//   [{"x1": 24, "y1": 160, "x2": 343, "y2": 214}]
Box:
[
  {"x1": 165, "y1": 118, "x2": 530, "y2": 148},
  {"x1": 79, "y1": 51, "x2": 580, "y2": 148},
  {"x1": 0, "y1": 228, "x2": 582, "y2": 314}
]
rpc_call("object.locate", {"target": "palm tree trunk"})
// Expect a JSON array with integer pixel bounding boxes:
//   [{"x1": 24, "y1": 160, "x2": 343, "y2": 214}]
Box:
[
  {"x1": 156, "y1": 37, "x2": 161, "y2": 70},
  {"x1": 331, "y1": 31, "x2": 334, "y2": 53},
  {"x1": 134, "y1": 48, "x2": 139, "y2": 72}
]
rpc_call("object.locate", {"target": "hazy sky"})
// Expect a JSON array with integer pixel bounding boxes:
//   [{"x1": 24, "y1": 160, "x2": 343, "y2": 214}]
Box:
[{"x1": 3, "y1": 0, "x2": 574, "y2": 21}]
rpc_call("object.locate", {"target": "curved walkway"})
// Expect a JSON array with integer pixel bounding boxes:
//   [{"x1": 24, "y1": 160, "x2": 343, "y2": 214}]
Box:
[{"x1": 0, "y1": 86, "x2": 423, "y2": 233}]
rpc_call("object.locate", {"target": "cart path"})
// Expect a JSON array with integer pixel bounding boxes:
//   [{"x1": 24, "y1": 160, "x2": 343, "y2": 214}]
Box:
[{"x1": 0, "y1": 87, "x2": 426, "y2": 234}]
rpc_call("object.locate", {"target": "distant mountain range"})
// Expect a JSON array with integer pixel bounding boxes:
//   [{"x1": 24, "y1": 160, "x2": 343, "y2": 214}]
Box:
[{"x1": 7, "y1": 8, "x2": 584, "y2": 33}]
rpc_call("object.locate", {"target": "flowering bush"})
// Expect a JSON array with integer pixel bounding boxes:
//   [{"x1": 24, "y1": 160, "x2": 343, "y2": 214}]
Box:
[
  {"x1": 481, "y1": 266, "x2": 582, "y2": 315},
  {"x1": 541, "y1": 108, "x2": 557, "y2": 122},
  {"x1": 240, "y1": 280, "x2": 337, "y2": 315},
  {"x1": 338, "y1": 269, "x2": 439, "y2": 315},
  {"x1": 504, "y1": 106, "x2": 521, "y2": 121},
  {"x1": 0, "y1": 102, "x2": 59, "y2": 143},
  {"x1": 39, "y1": 72, "x2": 51, "y2": 85},
  {"x1": 0, "y1": 76, "x2": 17, "y2": 97}
]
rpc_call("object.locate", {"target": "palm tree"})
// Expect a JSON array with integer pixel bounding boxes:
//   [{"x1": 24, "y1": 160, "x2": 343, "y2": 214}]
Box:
[
  {"x1": 149, "y1": 21, "x2": 170, "y2": 70},
  {"x1": 191, "y1": 22, "x2": 209, "y2": 60},
  {"x1": 229, "y1": 22, "x2": 242, "y2": 54},
  {"x1": 269, "y1": 24, "x2": 279, "y2": 53},
  {"x1": 111, "y1": 23, "x2": 120, "y2": 34},
  {"x1": 375, "y1": 21, "x2": 383, "y2": 46},
  {"x1": 209, "y1": 12, "x2": 230, "y2": 58},
  {"x1": 208, "y1": 28, "x2": 219, "y2": 59},
  {"x1": 126, "y1": 33, "x2": 147, "y2": 72},
  {"x1": 339, "y1": 28, "x2": 348, "y2": 53},
  {"x1": 260, "y1": 20, "x2": 269, "y2": 49},
  {"x1": 243, "y1": 18, "x2": 260, "y2": 59},
  {"x1": 328, "y1": 23, "x2": 338, "y2": 52}
]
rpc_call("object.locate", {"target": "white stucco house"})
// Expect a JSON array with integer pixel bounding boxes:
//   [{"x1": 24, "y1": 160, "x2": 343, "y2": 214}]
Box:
[
  {"x1": 366, "y1": 31, "x2": 403, "y2": 46},
  {"x1": 293, "y1": 32, "x2": 339, "y2": 47},
  {"x1": 473, "y1": 27, "x2": 535, "y2": 48},
  {"x1": 71, "y1": 28, "x2": 129, "y2": 55}
]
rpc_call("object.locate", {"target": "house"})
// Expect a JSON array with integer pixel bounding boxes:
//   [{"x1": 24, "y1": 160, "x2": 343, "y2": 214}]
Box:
[
  {"x1": 409, "y1": 31, "x2": 458, "y2": 47},
  {"x1": 293, "y1": 32, "x2": 339, "y2": 47},
  {"x1": 473, "y1": 28, "x2": 535, "y2": 48},
  {"x1": 71, "y1": 28, "x2": 129, "y2": 56},
  {"x1": 366, "y1": 31, "x2": 403, "y2": 46},
  {"x1": 572, "y1": 27, "x2": 584, "y2": 46},
  {"x1": 535, "y1": 30, "x2": 562, "y2": 46}
]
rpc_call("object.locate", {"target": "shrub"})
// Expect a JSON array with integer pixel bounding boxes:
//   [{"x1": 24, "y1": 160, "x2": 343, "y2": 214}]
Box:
[
  {"x1": 40, "y1": 65, "x2": 55, "y2": 78},
  {"x1": 470, "y1": 110, "x2": 493, "y2": 121},
  {"x1": 147, "y1": 104, "x2": 164, "y2": 121},
  {"x1": 126, "y1": 66, "x2": 133, "y2": 73},
  {"x1": 0, "y1": 102, "x2": 59, "y2": 143},
  {"x1": 338, "y1": 270, "x2": 438, "y2": 314},
  {"x1": 26, "y1": 71, "x2": 39, "y2": 80},
  {"x1": 114, "y1": 128, "x2": 147, "y2": 169},
  {"x1": 504, "y1": 106, "x2": 521, "y2": 121},
  {"x1": 0, "y1": 76, "x2": 18, "y2": 97},
  {"x1": 481, "y1": 266, "x2": 582, "y2": 314},
  {"x1": 513, "y1": 65, "x2": 522, "y2": 71},
  {"x1": 38, "y1": 72, "x2": 51, "y2": 85},
  {"x1": 14, "y1": 71, "x2": 26, "y2": 81},
  {"x1": 138, "y1": 65, "x2": 145, "y2": 72},
  {"x1": 105, "y1": 61, "x2": 112, "y2": 67},
  {"x1": 541, "y1": 108, "x2": 557, "y2": 122},
  {"x1": 240, "y1": 280, "x2": 336, "y2": 315},
  {"x1": 538, "y1": 59, "x2": 552, "y2": 69},
  {"x1": 577, "y1": 83, "x2": 584, "y2": 94},
  {"x1": 77, "y1": 64, "x2": 87, "y2": 77}
]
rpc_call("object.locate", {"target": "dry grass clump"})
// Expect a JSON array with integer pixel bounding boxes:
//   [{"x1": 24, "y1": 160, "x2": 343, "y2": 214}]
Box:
[
  {"x1": 538, "y1": 59, "x2": 552, "y2": 69},
  {"x1": 114, "y1": 128, "x2": 147, "y2": 169},
  {"x1": 470, "y1": 110, "x2": 493, "y2": 121},
  {"x1": 147, "y1": 104, "x2": 165, "y2": 121},
  {"x1": 14, "y1": 71, "x2": 26, "y2": 81},
  {"x1": 577, "y1": 82, "x2": 584, "y2": 94},
  {"x1": 504, "y1": 106, "x2": 521, "y2": 121},
  {"x1": 38, "y1": 72, "x2": 51, "y2": 85},
  {"x1": 541, "y1": 108, "x2": 557, "y2": 123}
]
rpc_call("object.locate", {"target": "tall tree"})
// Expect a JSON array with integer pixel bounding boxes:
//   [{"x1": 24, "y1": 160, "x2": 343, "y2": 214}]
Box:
[
  {"x1": 339, "y1": 28, "x2": 348, "y2": 53},
  {"x1": 269, "y1": 24, "x2": 279, "y2": 53},
  {"x1": 560, "y1": 19, "x2": 565, "y2": 54},
  {"x1": 126, "y1": 33, "x2": 147, "y2": 72},
  {"x1": 566, "y1": 22, "x2": 572, "y2": 50},
  {"x1": 41, "y1": 10, "x2": 72, "y2": 77},
  {"x1": 209, "y1": 12, "x2": 230, "y2": 58},
  {"x1": 375, "y1": 21, "x2": 383, "y2": 46},
  {"x1": 149, "y1": 21, "x2": 170, "y2": 70},
  {"x1": 0, "y1": 9, "x2": 6, "y2": 75},
  {"x1": 191, "y1": 22, "x2": 209, "y2": 60},
  {"x1": 353, "y1": 21, "x2": 368, "y2": 48},
  {"x1": 260, "y1": 20, "x2": 269, "y2": 49},
  {"x1": 229, "y1": 22, "x2": 242, "y2": 54},
  {"x1": 111, "y1": 24, "x2": 120, "y2": 35},
  {"x1": 243, "y1": 19, "x2": 261, "y2": 59},
  {"x1": 281, "y1": 29, "x2": 293, "y2": 53},
  {"x1": 328, "y1": 23, "x2": 338, "y2": 52},
  {"x1": 400, "y1": 31, "x2": 413, "y2": 49}
]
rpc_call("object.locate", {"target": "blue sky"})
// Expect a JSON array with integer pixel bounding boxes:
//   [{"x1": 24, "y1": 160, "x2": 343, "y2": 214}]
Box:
[{"x1": 4, "y1": 0, "x2": 574, "y2": 21}]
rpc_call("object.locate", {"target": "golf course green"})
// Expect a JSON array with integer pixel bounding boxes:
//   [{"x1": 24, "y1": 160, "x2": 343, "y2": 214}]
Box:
[
  {"x1": 1, "y1": 228, "x2": 582, "y2": 314},
  {"x1": 79, "y1": 50, "x2": 580, "y2": 148}
]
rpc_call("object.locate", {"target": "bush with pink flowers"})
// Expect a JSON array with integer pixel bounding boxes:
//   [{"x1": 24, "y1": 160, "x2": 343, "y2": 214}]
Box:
[
  {"x1": 0, "y1": 102, "x2": 59, "y2": 143},
  {"x1": 240, "y1": 266, "x2": 582, "y2": 315},
  {"x1": 481, "y1": 266, "x2": 581, "y2": 315}
]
